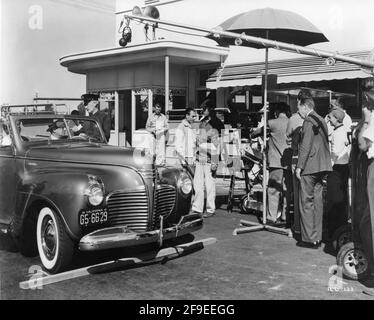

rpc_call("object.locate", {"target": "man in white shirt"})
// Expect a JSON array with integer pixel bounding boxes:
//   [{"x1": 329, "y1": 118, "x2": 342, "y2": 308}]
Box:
[
  {"x1": 174, "y1": 108, "x2": 197, "y2": 166},
  {"x1": 329, "y1": 108, "x2": 351, "y2": 166},
  {"x1": 146, "y1": 103, "x2": 169, "y2": 166},
  {"x1": 325, "y1": 107, "x2": 351, "y2": 239},
  {"x1": 325, "y1": 99, "x2": 353, "y2": 144}
]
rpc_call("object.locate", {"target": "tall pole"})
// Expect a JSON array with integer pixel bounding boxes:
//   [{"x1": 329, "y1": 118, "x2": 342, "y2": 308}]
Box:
[
  {"x1": 262, "y1": 43, "x2": 269, "y2": 225},
  {"x1": 114, "y1": 91, "x2": 119, "y2": 146},
  {"x1": 165, "y1": 55, "x2": 170, "y2": 114}
]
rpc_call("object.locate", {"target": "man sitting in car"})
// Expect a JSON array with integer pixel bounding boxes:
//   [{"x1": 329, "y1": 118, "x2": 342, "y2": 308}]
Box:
[{"x1": 47, "y1": 120, "x2": 68, "y2": 140}]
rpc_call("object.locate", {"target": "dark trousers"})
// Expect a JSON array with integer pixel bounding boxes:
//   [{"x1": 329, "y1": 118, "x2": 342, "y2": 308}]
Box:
[
  {"x1": 325, "y1": 164, "x2": 349, "y2": 238},
  {"x1": 362, "y1": 161, "x2": 374, "y2": 273},
  {"x1": 299, "y1": 172, "x2": 325, "y2": 243},
  {"x1": 291, "y1": 163, "x2": 301, "y2": 233}
]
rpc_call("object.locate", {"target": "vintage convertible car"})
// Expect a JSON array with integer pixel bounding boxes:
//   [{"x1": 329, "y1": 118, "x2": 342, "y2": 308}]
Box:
[{"x1": 0, "y1": 107, "x2": 201, "y2": 273}]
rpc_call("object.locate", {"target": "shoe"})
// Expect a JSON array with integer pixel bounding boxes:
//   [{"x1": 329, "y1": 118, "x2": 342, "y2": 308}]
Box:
[
  {"x1": 296, "y1": 241, "x2": 321, "y2": 249},
  {"x1": 257, "y1": 217, "x2": 282, "y2": 226},
  {"x1": 192, "y1": 211, "x2": 203, "y2": 215},
  {"x1": 203, "y1": 212, "x2": 215, "y2": 218},
  {"x1": 266, "y1": 220, "x2": 284, "y2": 227},
  {"x1": 291, "y1": 227, "x2": 301, "y2": 235}
]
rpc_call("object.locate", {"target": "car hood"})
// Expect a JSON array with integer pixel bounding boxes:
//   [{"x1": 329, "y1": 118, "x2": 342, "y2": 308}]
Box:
[{"x1": 25, "y1": 143, "x2": 152, "y2": 169}]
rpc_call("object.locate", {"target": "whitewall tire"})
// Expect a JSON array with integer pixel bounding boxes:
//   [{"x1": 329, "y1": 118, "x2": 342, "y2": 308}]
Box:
[{"x1": 36, "y1": 207, "x2": 74, "y2": 273}]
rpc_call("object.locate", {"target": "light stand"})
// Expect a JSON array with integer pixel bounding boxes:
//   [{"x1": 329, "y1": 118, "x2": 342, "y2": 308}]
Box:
[{"x1": 233, "y1": 42, "x2": 291, "y2": 237}]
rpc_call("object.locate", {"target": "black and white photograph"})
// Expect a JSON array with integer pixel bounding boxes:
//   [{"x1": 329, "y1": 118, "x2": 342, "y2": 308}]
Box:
[{"x1": 1, "y1": 0, "x2": 374, "y2": 306}]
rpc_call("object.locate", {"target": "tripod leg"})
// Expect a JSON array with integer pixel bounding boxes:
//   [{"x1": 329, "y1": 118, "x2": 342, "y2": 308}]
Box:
[
  {"x1": 244, "y1": 169, "x2": 251, "y2": 194},
  {"x1": 227, "y1": 174, "x2": 236, "y2": 213}
]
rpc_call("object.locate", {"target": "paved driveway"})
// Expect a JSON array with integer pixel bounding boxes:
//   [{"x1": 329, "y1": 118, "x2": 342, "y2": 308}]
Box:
[{"x1": 1, "y1": 208, "x2": 374, "y2": 300}]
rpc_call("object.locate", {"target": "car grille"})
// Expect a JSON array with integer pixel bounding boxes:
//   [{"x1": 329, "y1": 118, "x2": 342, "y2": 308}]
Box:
[
  {"x1": 139, "y1": 168, "x2": 157, "y2": 180},
  {"x1": 107, "y1": 189, "x2": 149, "y2": 232},
  {"x1": 153, "y1": 185, "x2": 176, "y2": 228}
]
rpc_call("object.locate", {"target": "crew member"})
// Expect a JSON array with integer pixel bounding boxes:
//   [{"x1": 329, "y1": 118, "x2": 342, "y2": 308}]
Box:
[
  {"x1": 146, "y1": 103, "x2": 169, "y2": 166},
  {"x1": 192, "y1": 103, "x2": 224, "y2": 218},
  {"x1": 174, "y1": 108, "x2": 197, "y2": 166},
  {"x1": 296, "y1": 89, "x2": 332, "y2": 249},
  {"x1": 251, "y1": 103, "x2": 292, "y2": 225},
  {"x1": 325, "y1": 107, "x2": 351, "y2": 238}
]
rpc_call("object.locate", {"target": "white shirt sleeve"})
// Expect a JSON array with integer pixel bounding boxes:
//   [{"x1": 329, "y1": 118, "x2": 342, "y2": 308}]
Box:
[
  {"x1": 331, "y1": 127, "x2": 349, "y2": 165},
  {"x1": 174, "y1": 124, "x2": 184, "y2": 157}
]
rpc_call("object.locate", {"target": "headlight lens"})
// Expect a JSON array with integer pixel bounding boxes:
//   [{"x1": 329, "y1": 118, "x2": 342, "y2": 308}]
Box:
[
  {"x1": 85, "y1": 176, "x2": 105, "y2": 206},
  {"x1": 177, "y1": 172, "x2": 193, "y2": 195}
]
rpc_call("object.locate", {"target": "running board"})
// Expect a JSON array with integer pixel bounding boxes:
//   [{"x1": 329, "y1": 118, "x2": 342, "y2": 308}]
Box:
[{"x1": 19, "y1": 237, "x2": 217, "y2": 290}]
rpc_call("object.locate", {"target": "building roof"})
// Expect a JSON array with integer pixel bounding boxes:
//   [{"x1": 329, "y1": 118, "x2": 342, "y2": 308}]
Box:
[
  {"x1": 206, "y1": 50, "x2": 372, "y2": 89},
  {"x1": 60, "y1": 40, "x2": 229, "y2": 74}
]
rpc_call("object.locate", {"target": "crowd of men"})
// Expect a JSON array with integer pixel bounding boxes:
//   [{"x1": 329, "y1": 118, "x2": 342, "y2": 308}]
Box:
[
  {"x1": 251, "y1": 89, "x2": 353, "y2": 249},
  {"x1": 149, "y1": 89, "x2": 355, "y2": 250}
]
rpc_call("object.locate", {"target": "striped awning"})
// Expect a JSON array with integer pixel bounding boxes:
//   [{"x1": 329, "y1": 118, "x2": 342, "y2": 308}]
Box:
[{"x1": 206, "y1": 50, "x2": 372, "y2": 89}]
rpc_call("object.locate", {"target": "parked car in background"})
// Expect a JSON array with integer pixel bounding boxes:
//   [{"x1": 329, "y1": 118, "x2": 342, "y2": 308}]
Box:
[{"x1": 0, "y1": 105, "x2": 200, "y2": 273}]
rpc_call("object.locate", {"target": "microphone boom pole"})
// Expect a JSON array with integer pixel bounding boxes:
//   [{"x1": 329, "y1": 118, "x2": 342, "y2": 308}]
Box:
[{"x1": 124, "y1": 13, "x2": 374, "y2": 74}]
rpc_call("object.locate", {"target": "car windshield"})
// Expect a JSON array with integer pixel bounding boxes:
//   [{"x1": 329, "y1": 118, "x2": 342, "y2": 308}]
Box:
[{"x1": 14, "y1": 117, "x2": 106, "y2": 144}]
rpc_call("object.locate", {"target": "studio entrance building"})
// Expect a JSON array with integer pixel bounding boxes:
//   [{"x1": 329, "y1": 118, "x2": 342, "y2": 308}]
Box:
[{"x1": 60, "y1": 41, "x2": 229, "y2": 147}]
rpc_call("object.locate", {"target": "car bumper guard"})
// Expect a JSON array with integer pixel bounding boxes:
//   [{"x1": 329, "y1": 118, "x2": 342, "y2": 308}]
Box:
[{"x1": 78, "y1": 213, "x2": 203, "y2": 251}]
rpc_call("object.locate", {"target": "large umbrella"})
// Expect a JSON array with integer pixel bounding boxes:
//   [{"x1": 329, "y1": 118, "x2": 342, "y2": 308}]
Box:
[
  {"x1": 207, "y1": 8, "x2": 329, "y2": 233},
  {"x1": 207, "y1": 8, "x2": 328, "y2": 47}
]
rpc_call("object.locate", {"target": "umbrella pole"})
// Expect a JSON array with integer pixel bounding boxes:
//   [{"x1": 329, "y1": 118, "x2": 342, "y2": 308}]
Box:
[
  {"x1": 234, "y1": 45, "x2": 291, "y2": 237},
  {"x1": 262, "y1": 46, "x2": 269, "y2": 226}
]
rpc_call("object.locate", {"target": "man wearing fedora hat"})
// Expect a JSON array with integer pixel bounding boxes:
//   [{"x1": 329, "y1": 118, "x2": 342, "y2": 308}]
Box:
[{"x1": 81, "y1": 93, "x2": 111, "y2": 142}]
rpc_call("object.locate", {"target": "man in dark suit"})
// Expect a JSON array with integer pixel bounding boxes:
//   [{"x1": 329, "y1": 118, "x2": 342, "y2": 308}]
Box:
[
  {"x1": 82, "y1": 93, "x2": 111, "y2": 142},
  {"x1": 295, "y1": 89, "x2": 332, "y2": 249},
  {"x1": 251, "y1": 103, "x2": 292, "y2": 225}
]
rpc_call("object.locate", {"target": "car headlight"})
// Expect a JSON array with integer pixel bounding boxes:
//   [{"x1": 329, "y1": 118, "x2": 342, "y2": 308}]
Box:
[
  {"x1": 84, "y1": 175, "x2": 105, "y2": 206},
  {"x1": 177, "y1": 172, "x2": 193, "y2": 195}
]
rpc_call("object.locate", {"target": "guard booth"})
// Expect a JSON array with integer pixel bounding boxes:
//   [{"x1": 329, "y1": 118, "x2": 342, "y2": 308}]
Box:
[{"x1": 60, "y1": 41, "x2": 229, "y2": 149}]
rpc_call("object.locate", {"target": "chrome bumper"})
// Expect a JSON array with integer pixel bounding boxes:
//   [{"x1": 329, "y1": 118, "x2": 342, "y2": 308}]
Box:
[{"x1": 79, "y1": 213, "x2": 203, "y2": 251}]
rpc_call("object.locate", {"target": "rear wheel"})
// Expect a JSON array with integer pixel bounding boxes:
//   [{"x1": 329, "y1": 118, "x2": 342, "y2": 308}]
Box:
[
  {"x1": 240, "y1": 194, "x2": 262, "y2": 215},
  {"x1": 331, "y1": 224, "x2": 352, "y2": 253},
  {"x1": 337, "y1": 242, "x2": 370, "y2": 280},
  {"x1": 36, "y1": 207, "x2": 74, "y2": 273}
]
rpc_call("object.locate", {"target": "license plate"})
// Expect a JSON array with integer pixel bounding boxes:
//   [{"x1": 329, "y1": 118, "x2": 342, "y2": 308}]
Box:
[{"x1": 79, "y1": 208, "x2": 108, "y2": 228}]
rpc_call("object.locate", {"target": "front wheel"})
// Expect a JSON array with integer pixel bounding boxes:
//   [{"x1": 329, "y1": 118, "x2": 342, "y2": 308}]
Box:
[
  {"x1": 36, "y1": 207, "x2": 74, "y2": 273},
  {"x1": 337, "y1": 242, "x2": 370, "y2": 280}
]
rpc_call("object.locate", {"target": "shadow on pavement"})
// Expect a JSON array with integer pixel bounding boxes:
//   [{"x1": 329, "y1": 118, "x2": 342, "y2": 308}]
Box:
[
  {"x1": 70, "y1": 234, "x2": 196, "y2": 272},
  {"x1": 0, "y1": 233, "x2": 19, "y2": 253}
]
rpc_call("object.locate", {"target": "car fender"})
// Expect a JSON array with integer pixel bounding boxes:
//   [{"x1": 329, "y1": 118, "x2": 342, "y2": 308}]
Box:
[
  {"x1": 158, "y1": 167, "x2": 192, "y2": 224},
  {"x1": 15, "y1": 164, "x2": 144, "y2": 240}
]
